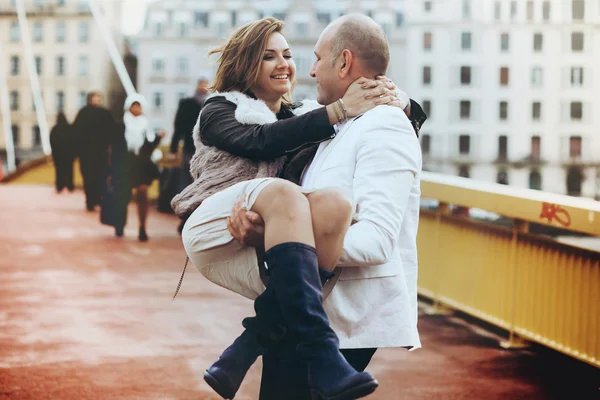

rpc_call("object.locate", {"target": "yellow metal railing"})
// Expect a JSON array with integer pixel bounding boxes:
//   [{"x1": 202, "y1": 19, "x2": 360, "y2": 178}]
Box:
[{"x1": 418, "y1": 172, "x2": 600, "y2": 368}]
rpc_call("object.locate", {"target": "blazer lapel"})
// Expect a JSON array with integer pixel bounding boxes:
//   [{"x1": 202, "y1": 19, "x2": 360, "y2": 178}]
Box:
[{"x1": 311, "y1": 117, "x2": 359, "y2": 175}]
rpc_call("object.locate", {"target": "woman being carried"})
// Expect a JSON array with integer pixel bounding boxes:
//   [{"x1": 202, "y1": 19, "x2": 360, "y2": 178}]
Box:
[{"x1": 172, "y1": 18, "x2": 407, "y2": 400}]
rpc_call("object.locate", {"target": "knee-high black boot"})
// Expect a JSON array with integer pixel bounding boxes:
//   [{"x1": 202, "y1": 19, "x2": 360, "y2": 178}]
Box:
[
  {"x1": 265, "y1": 243, "x2": 378, "y2": 400},
  {"x1": 203, "y1": 263, "x2": 335, "y2": 400}
]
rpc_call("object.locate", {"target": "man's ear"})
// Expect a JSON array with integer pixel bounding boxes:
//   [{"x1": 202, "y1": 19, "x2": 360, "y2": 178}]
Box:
[{"x1": 337, "y1": 49, "x2": 353, "y2": 79}]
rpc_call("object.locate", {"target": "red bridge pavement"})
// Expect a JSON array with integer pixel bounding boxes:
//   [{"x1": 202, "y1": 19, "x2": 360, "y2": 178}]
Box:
[{"x1": 0, "y1": 185, "x2": 598, "y2": 400}]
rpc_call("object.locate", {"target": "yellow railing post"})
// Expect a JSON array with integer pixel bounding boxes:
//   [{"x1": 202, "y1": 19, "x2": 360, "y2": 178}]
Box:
[
  {"x1": 500, "y1": 219, "x2": 531, "y2": 349},
  {"x1": 425, "y1": 202, "x2": 453, "y2": 316}
]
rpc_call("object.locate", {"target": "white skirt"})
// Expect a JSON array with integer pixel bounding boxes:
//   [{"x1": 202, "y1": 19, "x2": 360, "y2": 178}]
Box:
[{"x1": 182, "y1": 178, "x2": 313, "y2": 300}]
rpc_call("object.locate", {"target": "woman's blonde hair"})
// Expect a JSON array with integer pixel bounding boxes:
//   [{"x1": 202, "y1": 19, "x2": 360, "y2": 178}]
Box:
[{"x1": 209, "y1": 17, "x2": 295, "y2": 105}]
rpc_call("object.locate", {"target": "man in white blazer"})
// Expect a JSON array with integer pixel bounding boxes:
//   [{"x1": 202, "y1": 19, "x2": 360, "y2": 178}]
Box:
[{"x1": 225, "y1": 14, "x2": 424, "y2": 399}]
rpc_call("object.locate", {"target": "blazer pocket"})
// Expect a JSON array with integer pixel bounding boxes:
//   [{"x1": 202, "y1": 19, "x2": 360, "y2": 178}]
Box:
[{"x1": 338, "y1": 262, "x2": 399, "y2": 281}]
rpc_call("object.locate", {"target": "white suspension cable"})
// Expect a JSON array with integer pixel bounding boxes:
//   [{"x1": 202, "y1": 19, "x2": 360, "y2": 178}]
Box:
[
  {"x1": 15, "y1": 0, "x2": 51, "y2": 155},
  {"x1": 0, "y1": 41, "x2": 17, "y2": 173},
  {"x1": 89, "y1": 0, "x2": 136, "y2": 97}
]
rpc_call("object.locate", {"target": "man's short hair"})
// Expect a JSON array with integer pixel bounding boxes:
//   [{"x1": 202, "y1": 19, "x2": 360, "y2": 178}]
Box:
[
  {"x1": 329, "y1": 14, "x2": 390, "y2": 77},
  {"x1": 86, "y1": 91, "x2": 101, "y2": 104}
]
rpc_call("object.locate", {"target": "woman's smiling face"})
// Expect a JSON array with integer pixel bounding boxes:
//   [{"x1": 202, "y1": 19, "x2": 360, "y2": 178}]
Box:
[{"x1": 250, "y1": 32, "x2": 296, "y2": 103}]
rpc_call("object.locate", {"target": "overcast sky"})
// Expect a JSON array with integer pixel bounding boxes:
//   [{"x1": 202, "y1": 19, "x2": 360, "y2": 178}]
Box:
[{"x1": 121, "y1": 0, "x2": 155, "y2": 35}]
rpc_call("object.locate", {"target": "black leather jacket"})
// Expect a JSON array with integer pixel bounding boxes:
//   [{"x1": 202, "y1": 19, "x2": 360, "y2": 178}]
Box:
[{"x1": 199, "y1": 96, "x2": 427, "y2": 183}]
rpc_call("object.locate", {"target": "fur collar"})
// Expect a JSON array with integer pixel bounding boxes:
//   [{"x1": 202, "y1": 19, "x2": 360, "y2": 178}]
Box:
[{"x1": 192, "y1": 91, "x2": 321, "y2": 150}]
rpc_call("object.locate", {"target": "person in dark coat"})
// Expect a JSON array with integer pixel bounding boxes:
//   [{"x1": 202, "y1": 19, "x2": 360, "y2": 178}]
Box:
[
  {"x1": 49, "y1": 112, "x2": 75, "y2": 193},
  {"x1": 168, "y1": 78, "x2": 209, "y2": 232},
  {"x1": 72, "y1": 92, "x2": 116, "y2": 211}
]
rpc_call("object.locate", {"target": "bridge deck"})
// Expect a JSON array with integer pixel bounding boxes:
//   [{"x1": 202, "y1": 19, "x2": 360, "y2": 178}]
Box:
[{"x1": 0, "y1": 185, "x2": 597, "y2": 399}]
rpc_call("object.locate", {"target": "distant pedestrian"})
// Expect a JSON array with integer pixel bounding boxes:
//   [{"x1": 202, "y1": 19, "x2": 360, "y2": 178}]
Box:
[
  {"x1": 116, "y1": 94, "x2": 164, "y2": 241},
  {"x1": 167, "y1": 78, "x2": 209, "y2": 232},
  {"x1": 49, "y1": 112, "x2": 76, "y2": 193},
  {"x1": 72, "y1": 92, "x2": 116, "y2": 211}
]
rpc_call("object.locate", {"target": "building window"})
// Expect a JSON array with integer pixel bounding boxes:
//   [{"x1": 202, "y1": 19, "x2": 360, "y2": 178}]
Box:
[
  {"x1": 79, "y1": 91, "x2": 86, "y2": 108},
  {"x1": 460, "y1": 66, "x2": 471, "y2": 85},
  {"x1": 570, "y1": 101, "x2": 583, "y2": 120},
  {"x1": 572, "y1": 0, "x2": 585, "y2": 20},
  {"x1": 459, "y1": 135, "x2": 470, "y2": 155},
  {"x1": 178, "y1": 22, "x2": 189, "y2": 37},
  {"x1": 153, "y1": 22, "x2": 163, "y2": 37},
  {"x1": 500, "y1": 33, "x2": 509, "y2": 52},
  {"x1": 571, "y1": 32, "x2": 584, "y2": 51},
  {"x1": 31, "y1": 126, "x2": 41, "y2": 147},
  {"x1": 423, "y1": 100, "x2": 431, "y2": 117},
  {"x1": 11, "y1": 125, "x2": 20, "y2": 146},
  {"x1": 77, "y1": 0, "x2": 89, "y2": 11},
  {"x1": 194, "y1": 12, "x2": 209, "y2": 28},
  {"x1": 526, "y1": 0, "x2": 534, "y2": 20},
  {"x1": 423, "y1": 66, "x2": 431, "y2": 85},
  {"x1": 566, "y1": 167, "x2": 583, "y2": 196},
  {"x1": 35, "y1": 56, "x2": 42, "y2": 75},
  {"x1": 79, "y1": 22, "x2": 89, "y2": 43},
  {"x1": 494, "y1": 1, "x2": 502, "y2": 20},
  {"x1": 10, "y1": 56, "x2": 19, "y2": 75},
  {"x1": 458, "y1": 165, "x2": 470, "y2": 178},
  {"x1": 543, "y1": 1, "x2": 551, "y2": 20},
  {"x1": 497, "y1": 170, "x2": 509, "y2": 185},
  {"x1": 533, "y1": 33, "x2": 543, "y2": 51},
  {"x1": 395, "y1": 11, "x2": 404, "y2": 27},
  {"x1": 56, "y1": 56, "x2": 65, "y2": 76},
  {"x1": 231, "y1": 10, "x2": 238, "y2": 27},
  {"x1": 424, "y1": 0, "x2": 432, "y2": 12},
  {"x1": 79, "y1": 55, "x2": 88, "y2": 76},
  {"x1": 9, "y1": 91, "x2": 19, "y2": 111},
  {"x1": 58, "y1": 0, "x2": 65, "y2": 5},
  {"x1": 153, "y1": 92, "x2": 163, "y2": 111},
  {"x1": 498, "y1": 135, "x2": 508, "y2": 161},
  {"x1": 499, "y1": 67, "x2": 509, "y2": 86},
  {"x1": 176, "y1": 91, "x2": 186, "y2": 102},
  {"x1": 423, "y1": 32, "x2": 432, "y2": 51},
  {"x1": 216, "y1": 21, "x2": 227, "y2": 38},
  {"x1": 499, "y1": 101, "x2": 508, "y2": 120},
  {"x1": 56, "y1": 22, "x2": 66, "y2": 42},
  {"x1": 531, "y1": 67, "x2": 543, "y2": 87},
  {"x1": 380, "y1": 23, "x2": 392, "y2": 38},
  {"x1": 56, "y1": 91, "x2": 65, "y2": 112},
  {"x1": 460, "y1": 100, "x2": 471, "y2": 120},
  {"x1": 462, "y1": 0, "x2": 471, "y2": 19},
  {"x1": 33, "y1": 22, "x2": 43, "y2": 42},
  {"x1": 316, "y1": 12, "x2": 332, "y2": 25},
  {"x1": 294, "y1": 56, "x2": 311, "y2": 77},
  {"x1": 295, "y1": 22, "x2": 308, "y2": 37},
  {"x1": 510, "y1": 1, "x2": 517, "y2": 19},
  {"x1": 421, "y1": 134, "x2": 431, "y2": 155},
  {"x1": 571, "y1": 67, "x2": 584, "y2": 86},
  {"x1": 532, "y1": 102, "x2": 541, "y2": 120},
  {"x1": 531, "y1": 136, "x2": 541, "y2": 160},
  {"x1": 10, "y1": 22, "x2": 20, "y2": 42},
  {"x1": 272, "y1": 11, "x2": 286, "y2": 21},
  {"x1": 461, "y1": 32, "x2": 472, "y2": 50},
  {"x1": 529, "y1": 171, "x2": 542, "y2": 190},
  {"x1": 152, "y1": 57, "x2": 165, "y2": 74},
  {"x1": 176, "y1": 57, "x2": 188, "y2": 74},
  {"x1": 569, "y1": 136, "x2": 582, "y2": 157}
]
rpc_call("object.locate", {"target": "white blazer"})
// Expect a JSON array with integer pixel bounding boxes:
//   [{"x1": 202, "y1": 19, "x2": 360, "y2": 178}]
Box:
[{"x1": 303, "y1": 105, "x2": 422, "y2": 350}]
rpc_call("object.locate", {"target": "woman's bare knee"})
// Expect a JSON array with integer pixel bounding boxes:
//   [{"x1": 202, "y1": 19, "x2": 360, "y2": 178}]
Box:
[{"x1": 253, "y1": 179, "x2": 310, "y2": 218}]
